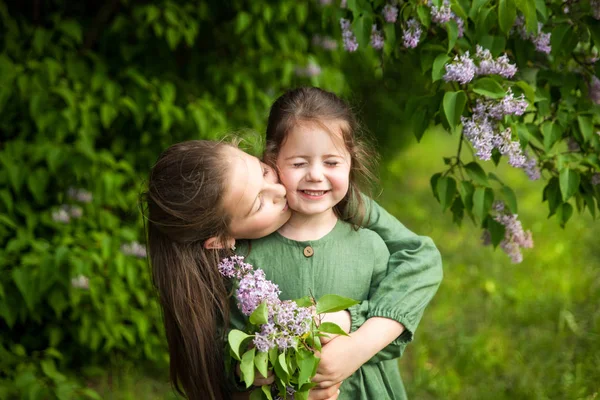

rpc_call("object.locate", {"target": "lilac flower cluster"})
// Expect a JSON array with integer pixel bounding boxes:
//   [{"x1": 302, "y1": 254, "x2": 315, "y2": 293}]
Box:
[
  {"x1": 295, "y1": 63, "x2": 322, "y2": 78},
  {"x1": 120, "y1": 241, "x2": 147, "y2": 258},
  {"x1": 513, "y1": 16, "x2": 551, "y2": 54},
  {"x1": 589, "y1": 76, "x2": 600, "y2": 105},
  {"x1": 485, "y1": 201, "x2": 534, "y2": 264},
  {"x1": 522, "y1": 152, "x2": 541, "y2": 181},
  {"x1": 312, "y1": 35, "x2": 338, "y2": 51},
  {"x1": 71, "y1": 275, "x2": 90, "y2": 290},
  {"x1": 52, "y1": 204, "x2": 83, "y2": 223},
  {"x1": 218, "y1": 256, "x2": 313, "y2": 352},
  {"x1": 340, "y1": 18, "x2": 358, "y2": 52},
  {"x1": 274, "y1": 386, "x2": 297, "y2": 400},
  {"x1": 370, "y1": 25, "x2": 384, "y2": 50},
  {"x1": 592, "y1": 0, "x2": 600, "y2": 20},
  {"x1": 461, "y1": 89, "x2": 529, "y2": 168},
  {"x1": 402, "y1": 19, "x2": 422, "y2": 49},
  {"x1": 592, "y1": 173, "x2": 600, "y2": 186},
  {"x1": 429, "y1": 0, "x2": 465, "y2": 37},
  {"x1": 67, "y1": 187, "x2": 93, "y2": 203},
  {"x1": 382, "y1": 3, "x2": 399, "y2": 23},
  {"x1": 444, "y1": 46, "x2": 518, "y2": 84}
]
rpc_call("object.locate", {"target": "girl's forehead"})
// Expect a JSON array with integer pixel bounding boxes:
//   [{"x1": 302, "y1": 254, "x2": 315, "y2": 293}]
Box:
[{"x1": 282, "y1": 120, "x2": 350, "y2": 155}]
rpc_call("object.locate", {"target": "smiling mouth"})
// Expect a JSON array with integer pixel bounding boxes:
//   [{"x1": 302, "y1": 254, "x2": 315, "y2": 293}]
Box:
[{"x1": 299, "y1": 190, "x2": 330, "y2": 197}]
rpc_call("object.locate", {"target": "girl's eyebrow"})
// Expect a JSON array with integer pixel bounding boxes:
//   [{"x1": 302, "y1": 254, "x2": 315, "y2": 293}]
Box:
[{"x1": 284, "y1": 154, "x2": 344, "y2": 160}]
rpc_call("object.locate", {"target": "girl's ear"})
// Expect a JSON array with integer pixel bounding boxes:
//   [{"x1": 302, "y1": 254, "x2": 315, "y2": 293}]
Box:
[{"x1": 203, "y1": 236, "x2": 236, "y2": 250}]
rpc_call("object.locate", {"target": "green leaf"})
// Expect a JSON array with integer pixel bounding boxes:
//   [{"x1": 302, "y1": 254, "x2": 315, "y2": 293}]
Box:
[
  {"x1": 235, "y1": 12, "x2": 252, "y2": 34},
  {"x1": 459, "y1": 181, "x2": 475, "y2": 213},
  {"x1": 228, "y1": 330, "x2": 252, "y2": 361},
  {"x1": 450, "y1": 196, "x2": 464, "y2": 225},
  {"x1": 478, "y1": 35, "x2": 506, "y2": 56},
  {"x1": 383, "y1": 24, "x2": 396, "y2": 57},
  {"x1": 472, "y1": 78, "x2": 506, "y2": 99},
  {"x1": 559, "y1": 169, "x2": 580, "y2": 202},
  {"x1": 294, "y1": 296, "x2": 313, "y2": 307},
  {"x1": 12, "y1": 267, "x2": 36, "y2": 312},
  {"x1": 498, "y1": 0, "x2": 516, "y2": 35},
  {"x1": 502, "y1": 186, "x2": 518, "y2": 214},
  {"x1": 58, "y1": 20, "x2": 83, "y2": 44},
  {"x1": 249, "y1": 302, "x2": 269, "y2": 325},
  {"x1": 41, "y1": 359, "x2": 66, "y2": 382},
  {"x1": 417, "y1": 5, "x2": 432, "y2": 28},
  {"x1": 261, "y1": 385, "x2": 274, "y2": 400},
  {"x1": 278, "y1": 352, "x2": 290, "y2": 376},
  {"x1": 436, "y1": 176, "x2": 457, "y2": 211},
  {"x1": 443, "y1": 91, "x2": 467, "y2": 132},
  {"x1": 543, "y1": 177, "x2": 561, "y2": 217},
  {"x1": 556, "y1": 202, "x2": 573, "y2": 228},
  {"x1": 464, "y1": 162, "x2": 490, "y2": 186},
  {"x1": 249, "y1": 388, "x2": 265, "y2": 400},
  {"x1": 318, "y1": 322, "x2": 348, "y2": 336},
  {"x1": 240, "y1": 348, "x2": 256, "y2": 389},
  {"x1": 577, "y1": 115, "x2": 593, "y2": 141},
  {"x1": 541, "y1": 121, "x2": 562, "y2": 151},
  {"x1": 486, "y1": 216, "x2": 506, "y2": 247},
  {"x1": 516, "y1": 0, "x2": 537, "y2": 34},
  {"x1": 298, "y1": 352, "x2": 319, "y2": 386},
  {"x1": 514, "y1": 81, "x2": 535, "y2": 104},
  {"x1": 100, "y1": 104, "x2": 118, "y2": 129},
  {"x1": 447, "y1": 20, "x2": 459, "y2": 51},
  {"x1": 316, "y1": 294, "x2": 359, "y2": 314},
  {"x1": 352, "y1": 15, "x2": 374, "y2": 49},
  {"x1": 430, "y1": 172, "x2": 442, "y2": 201},
  {"x1": 432, "y1": 54, "x2": 450, "y2": 82},
  {"x1": 473, "y1": 187, "x2": 494, "y2": 221},
  {"x1": 254, "y1": 350, "x2": 269, "y2": 380}
]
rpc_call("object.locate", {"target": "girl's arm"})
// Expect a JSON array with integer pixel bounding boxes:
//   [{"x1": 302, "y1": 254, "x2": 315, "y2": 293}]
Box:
[{"x1": 347, "y1": 196, "x2": 443, "y2": 357}]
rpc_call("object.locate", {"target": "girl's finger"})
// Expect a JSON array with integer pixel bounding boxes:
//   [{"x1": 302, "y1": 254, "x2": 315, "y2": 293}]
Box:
[{"x1": 308, "y1": 385, "x2": 340, "y2": 400}]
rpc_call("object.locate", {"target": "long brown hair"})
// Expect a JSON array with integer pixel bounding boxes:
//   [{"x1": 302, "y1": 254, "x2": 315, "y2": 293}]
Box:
[
  {"x1": 265, "y1": 87, "x2": 378, "y2": 226},
  {"x1": 142, "y1": 140, "x2": 234, "y2": 400}
]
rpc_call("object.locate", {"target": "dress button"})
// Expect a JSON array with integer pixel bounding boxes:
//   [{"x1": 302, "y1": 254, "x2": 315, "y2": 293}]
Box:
[{"x1": 303, "y1": 246, "x2": 314, "y2": 258}]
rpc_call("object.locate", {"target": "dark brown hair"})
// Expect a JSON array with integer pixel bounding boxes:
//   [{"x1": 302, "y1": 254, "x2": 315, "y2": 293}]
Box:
[
  {"x1": 265, "y1": 87, "x2": 378, "y2": 226},
  {"x1": 142, "y1": 140, "x2": 234, "y2": 400}
]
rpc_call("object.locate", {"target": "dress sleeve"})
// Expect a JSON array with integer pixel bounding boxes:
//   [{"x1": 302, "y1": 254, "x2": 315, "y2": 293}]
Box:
[{"x1": 347, "y1": 196, "x2": 443, "y2": 362}]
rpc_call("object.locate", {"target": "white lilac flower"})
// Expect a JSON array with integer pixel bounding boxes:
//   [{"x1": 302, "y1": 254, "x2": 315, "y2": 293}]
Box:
[
  {"x1": 340, "y1": 18, "x2": 358, "y2": 52},
  {"x1": 67, "y1": 187, "x2": 93, "y2": 203},
  {"x1": 402, "y1": 19, "x2": 422, "y2": 49},
  {"x1": 592, "y1": 0, "x2": 600, "y2": 20},
  {"x1": 513, "y1": 16, "x2": 551, "y2": 54},
  {"x1": 382, "y1": 4, "x2": 399, "y2": 23},
  {"x1": 121, "y1": 241, "x2": 147, "y2": 258},
  {"x1": 52, "y1": 206, "x2": 71, "y2": 224},
  {"x1": 370, "y1": 25, "x2": 384, "y2": 50},
  {"x1": 474, "y1": 46, "x2": 517, "y2": 78},
  {"x1": 295, "y1": 63, "x2": 322, "y2": 77},
  {"x1": 71, "y1": 275, "x2": 90, "y2": 290},
  {"x1": 444, "y1": 51, "x2": 476, "y2": 84}
]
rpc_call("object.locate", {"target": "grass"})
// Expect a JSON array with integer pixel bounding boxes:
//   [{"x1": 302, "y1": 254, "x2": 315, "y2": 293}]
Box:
[
  {"x1": 379, "y1": 130, "x2": 600, "y2": 400},
  {"x1": 104, "y1": 131, "x2": 600, "y2": 399}
]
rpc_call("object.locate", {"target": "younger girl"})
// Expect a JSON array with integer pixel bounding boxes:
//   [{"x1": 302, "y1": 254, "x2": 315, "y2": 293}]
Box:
[
  {"x1": 230, "y1": 87, "x2": 437, "y2": 399},
  {"x1": 144, "y1": 93, "x2": 442, "y2": 400}
]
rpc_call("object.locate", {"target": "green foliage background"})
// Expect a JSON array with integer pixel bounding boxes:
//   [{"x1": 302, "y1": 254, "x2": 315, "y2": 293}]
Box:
[{"x1": 0, "y1": 0, "x2": 598, "y2": 399}]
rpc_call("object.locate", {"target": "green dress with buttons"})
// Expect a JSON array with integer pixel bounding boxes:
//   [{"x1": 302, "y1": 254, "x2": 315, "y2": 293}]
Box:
[{"x1": 231, "y1": 198, "x2": 443, "y2": 400}]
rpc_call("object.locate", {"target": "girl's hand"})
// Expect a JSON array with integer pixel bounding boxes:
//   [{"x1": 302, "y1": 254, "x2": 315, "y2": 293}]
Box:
[
  {"x1": 312, "y1": 335, "x2": 363, "y2": 389},
  {"x1": 308, "y1": 381, "x2": 342, "y2": 400},
  {"x1": 317, "y1": 310, "x2": 351, "y2": 345},
  {"x1": 235, "y1": 362, "x2": 275, "y2": 386}
]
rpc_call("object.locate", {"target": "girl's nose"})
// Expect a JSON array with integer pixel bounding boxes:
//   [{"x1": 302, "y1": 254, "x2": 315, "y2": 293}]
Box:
[{"x1": 307, "y1": 164, "x2": 324, "y2": 181}]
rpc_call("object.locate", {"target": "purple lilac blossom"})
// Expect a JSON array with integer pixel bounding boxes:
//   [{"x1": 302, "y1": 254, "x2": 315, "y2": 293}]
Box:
[
  {"x1": 475, "y1": 46, "x2": 517, "y2": 78},
  {"x1": 340, "y1": 18, "x2": 358, "y2": 52},
  {"x1": 295, "y1": 63, "x2": 322, "y2": 77},
  {"x1": 592, "y1": 173, "x2": 600, "y2": 186},
  {"x1": 429, "y1": 0, "x2": 465, "y2": 37},
  {"x1": 523, "y1": 152, "x2": 541, "y2": 181},
  {"x1": 513, "y1": 16, "x2": 551, "y2": 54},
  {"x1": 402, "y1": 19, "x2": 422, "y2": 49},
  {"x1": 370, "y1": 25, "x2": 384, "y2": 50},
  {"x1": 443, "y1": 51, "x2": 476, "y2": 84},
  {"x1": 121, "y1": 241, "x2": 147, "y2": 258},
  {"x1": 589, "y1": 76, "x2": 600, "y2": 105},
  {"x1": 312, "y1": 35, "x2": 338, "y2": 50},
  {"x1": 236, "y1": 269, "x2": 281, "y2": 316},
  {"x1": 67, "y1": 187, "x2": 93, "y2": 203},
  {"x1": 218, "y1": 255, "x2": 253, "y2": 279},
  {"x1": 383, "y1": 4, "x2": 399, "y2": 23},
  {"x1": 592, "y1": 0, "x2": 600, "y2": 20},
  {"x1": 484, "y1": 201, "x2": 534, "y2": 263}
]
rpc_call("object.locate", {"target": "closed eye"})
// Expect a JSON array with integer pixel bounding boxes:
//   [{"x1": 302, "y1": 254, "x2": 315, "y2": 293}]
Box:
[
  {"x1": 292, "y1": 162, "x2": 307, "y2": 168},
  {"x1": 325, "y1": 161, "x2": 339, "y2": 166}
]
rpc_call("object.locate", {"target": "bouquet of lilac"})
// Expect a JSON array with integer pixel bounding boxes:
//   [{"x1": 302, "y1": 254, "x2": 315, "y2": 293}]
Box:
[{"x1": 219, "y1": 256, "x2": 358, "y2": 400}]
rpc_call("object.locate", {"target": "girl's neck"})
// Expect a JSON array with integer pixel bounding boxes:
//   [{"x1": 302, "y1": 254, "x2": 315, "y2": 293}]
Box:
[{"x1": 277, "y1": 209, "x2": 338, "y2": 241}]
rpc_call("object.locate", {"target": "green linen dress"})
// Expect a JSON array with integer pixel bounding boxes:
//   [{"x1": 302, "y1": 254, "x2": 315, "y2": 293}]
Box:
[{"x1": 230, "y1": 198, "x2": 443, "y2": 399}]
